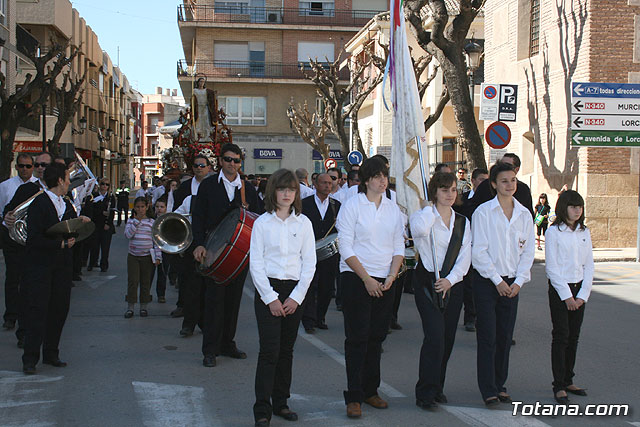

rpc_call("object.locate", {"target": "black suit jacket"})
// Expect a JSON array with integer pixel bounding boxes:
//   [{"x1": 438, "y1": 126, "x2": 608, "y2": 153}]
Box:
[
  {"x1": 467, "y1": 179, "x2": 534, "y2": 220},
  {"x1": 89, "y1": 193, "x2": 116, "y2": 234},
  {"x1": 3, "y1": 182, "x2": 41, "y2": 218},
  {"x1": 192, "y1": 174, "x2": 259, "y2": 247},
  {"x1": 301, "y1": 195, "x2": 340, "y2": 241},
  {"x1": 26, "y1": 193, "x2": 76, "y2": 278},
  {"x1": 172, "y1": 178, "x2": 194, "y2": 213},
  {"x1": 453, "y1": 190, "x2": 473, "y2": 220}
]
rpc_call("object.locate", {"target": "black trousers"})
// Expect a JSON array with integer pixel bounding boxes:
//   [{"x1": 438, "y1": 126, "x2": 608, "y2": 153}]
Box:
[
  {"x1": 413, "y1": 262, "x2": 463, "y2": 402},
  {"x1": 89, "y1": 229, "x2": 113, "y2": 269},
  {"x1": 392, "y1": 269, "x2": 413, "y2": 324},
  {"x1": 164, "y1": 253, "x2": 183, "y2": 307},
  {"x1": 473, "y1": 273, "x2": 518, "y2": 400},
  {"x1": 341, "y1": 271, "x2": 395, "y2": 404},
  {"x1": 181, "y1": 257, "x2": 206, "y2": 331},
  {"x1": 462, "y1": 269, "x2": 476, "y2": 325},
  {"x1": 2, "y1": 227, "x2": 24, "y2": 323},
  {"x1": 22, "y1": 265, "x2": 72, "y2": 366},
  {"x1": 72, "y1": 242, "x2": 82, "y2": 276},
  {"x1": 116, "y1": 206, "x2": 128, "y2": 225},
  {"x1": 202, "y1": 268, "x2": 248, "y2": 356},
  {"x1": 549, "y1": 281, "x2": 586, "y2": 393},
  {"x1": 302, "y1": 255, "x2": 337, "y2": 329},
  {"x1": 253, "y1": 280, "x2": 304, "y2": 421},
  {"x1": 153, "y1": 253, "x2": 170, "y2": 298}
]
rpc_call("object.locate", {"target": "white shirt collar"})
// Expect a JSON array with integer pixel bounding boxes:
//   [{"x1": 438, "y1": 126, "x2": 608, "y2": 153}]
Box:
[
  {"x1": 218, "y1": 172, "x2": 242, "y2": 188},
  {"x1": 432, "y1": 205, "x2": 455, "y2": 230},
  {"x1": 488, "y1": 195, "x2": 528, "y2": 217},
  {"x1": 267, "y1": 210, "x2": 303, "y2": 224},
  {"x1": 314, "y1": 194, "x2": 329, "y2": 206},
  {"x1": 357, "y1": 192, "x2": 392, "y2": 208},
  {"x1": 45, "y1": 189, "x2": 66, "y2": 220}
]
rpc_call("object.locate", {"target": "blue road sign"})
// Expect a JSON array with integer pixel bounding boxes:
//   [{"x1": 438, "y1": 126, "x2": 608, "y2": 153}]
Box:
[
  {"x1": 572, "y1": 82, "x2": 640, "y2": 99},
  {"x1": 347, "y1": 150, "x2": 364, "y2": 165},
  {"x1": 485, "y1": 121, "x2": 511, "y2": 149}
]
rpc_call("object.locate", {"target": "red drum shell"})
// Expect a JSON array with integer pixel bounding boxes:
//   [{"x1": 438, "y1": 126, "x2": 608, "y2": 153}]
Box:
[{"x1": 198, "y1": 208, "x2": 259, "y2": 285}]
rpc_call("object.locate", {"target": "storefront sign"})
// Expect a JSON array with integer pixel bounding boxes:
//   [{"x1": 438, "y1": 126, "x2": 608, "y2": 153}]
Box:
[
  {"x1": 12, "y1": 141, "x2": 43, "y2": 153},
  {"x1": 312, "y1": 149, "x2": 343, "y2": 160},
  {"x1": 254, "y1": 148, "x2": 283, "y2": 159}
]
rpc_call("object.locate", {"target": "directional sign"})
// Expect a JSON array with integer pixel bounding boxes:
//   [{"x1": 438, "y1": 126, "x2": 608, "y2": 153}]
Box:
[
  {"x1": 485, "y1": 121, "x2": 511, "y2": 149},
  {"x1": 324, "y1": 158, "x2": 337, "y2": 170},
  {"x1": 571, "y1": 82, "x2": 640, "y2": 147},
  {"x1": 480, "y1": 83, "x2": 518, "y2": 122},
  {"x1": 347, "y1": 150, "x2": 363, "y2": 165}
]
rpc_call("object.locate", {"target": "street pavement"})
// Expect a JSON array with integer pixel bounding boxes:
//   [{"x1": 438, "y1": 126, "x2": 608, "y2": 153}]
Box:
[{"x1": 0, "y1": 229, "x2": 639, "y2": 426}]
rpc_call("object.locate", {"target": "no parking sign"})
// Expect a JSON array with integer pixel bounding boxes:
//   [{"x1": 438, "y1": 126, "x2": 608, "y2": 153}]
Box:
[{"x1": 485, "y1": 121, "x2": 511, "y2": 149}]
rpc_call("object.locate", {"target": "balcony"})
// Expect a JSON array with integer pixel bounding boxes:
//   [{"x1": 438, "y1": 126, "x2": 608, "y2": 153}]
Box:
[
  {"x1": 177, "y1": 60, "x2": 349, "y2": 81},
  {"x1": 145, "y1": 125, "x2": 158, "y2": 135},
  {"x1": 16, "y1": 24, "x2": 40, "y2": 58},
  {"x1": 177, "y1": 5, "x2": 382, "y2": 27}
]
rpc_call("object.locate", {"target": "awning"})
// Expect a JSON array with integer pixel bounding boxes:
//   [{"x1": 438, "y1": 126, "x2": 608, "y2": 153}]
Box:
[{"x1": 159, "y1": 119, "x2": 182, "y2": 136}]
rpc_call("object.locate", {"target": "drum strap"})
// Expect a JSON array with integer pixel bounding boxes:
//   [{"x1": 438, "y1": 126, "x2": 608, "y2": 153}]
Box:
[{"x1": 240, "y1": 180, "x2": 248, "y2": 209}]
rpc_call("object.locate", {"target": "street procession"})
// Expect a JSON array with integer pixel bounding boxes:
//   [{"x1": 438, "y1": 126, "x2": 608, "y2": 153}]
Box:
[{"x1": 0, "y1": 0, "x2": 639, "y2": 426}]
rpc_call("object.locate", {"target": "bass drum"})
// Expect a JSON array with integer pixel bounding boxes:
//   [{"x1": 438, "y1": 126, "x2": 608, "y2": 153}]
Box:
[{"x1": 197, "y1": 208, "x2": 259, "y2": 285}]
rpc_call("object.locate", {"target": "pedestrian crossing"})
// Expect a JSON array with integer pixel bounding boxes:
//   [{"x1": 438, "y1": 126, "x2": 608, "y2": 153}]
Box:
[{"x1": 0, "y1": 370, "x2": 62, "y2": 426}]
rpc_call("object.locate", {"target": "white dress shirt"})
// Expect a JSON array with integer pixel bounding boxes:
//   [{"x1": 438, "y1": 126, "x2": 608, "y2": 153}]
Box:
[
  {"x1": 468, "y1": 188, "x2": 475, "y2": 199},
  {"x1": 471, "y1": 197, "x2": 535, "y2": 288},
  {"x1": 250, "y1": 211, "x2": 317, "y2": 305},
  {"x1": 218, "y1": 172, "x2": 242, "y2": 202},
  {"x1": 299, "y1": 183, "x2": 314, "y2": 199},
  {"x1": 334, "y1": 184, "x2": 397, "y2": 204},
  {"x1": 337, "y1": 192, "x2": 405, "y2": 278},
  {"x1": 410, "y1": 205, "x2": 471, "y2": 286},
  {"x1": 174, "y1": 195, "x2": 192, "y2": 217},
  {"x1": 545, "y1": 223, "x2": 594, "y2": 301},
  {"x1": 191, "y1": 177, "x2": 203, "y2": 197},
  {"x1": 45, "y1": 189, "x2": 66, "y2": 221},
  {"x1": 135, "y1": 188, "x2": 148, "y2": 199},
  {"x1": 167, "y1": 190, "x2": 175, "y2": 212},
  {"x1": 314, "y1": 194, "x2": 330, "y2": 220},
  {"x1": 0, "y1": 175, "x2": 38, "y2": 216},
  {"x1": 152, "y1": 186, "x2": 165, "y2": 205}
]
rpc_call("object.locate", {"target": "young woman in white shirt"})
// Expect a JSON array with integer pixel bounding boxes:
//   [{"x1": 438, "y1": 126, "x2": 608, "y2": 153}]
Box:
[
  {"x1": 471, "y1": 162, "x2": 535, "y2": 407},
  {"x1": 249, "y1": 168, "x2": 316, "y2": 427},
  {"x1": 336, "y1": 157, "x2": 405, "y2": 418},
  {"x1": 544, "y1": 190, "x2": 594, "y2": 404},
  {"x1": 409, "y1": 172, "x2": 471, "y2": 410}
]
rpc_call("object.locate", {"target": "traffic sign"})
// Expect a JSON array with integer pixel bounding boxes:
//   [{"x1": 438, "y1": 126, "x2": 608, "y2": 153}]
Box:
[
  {"x1": 324, "y1": 158, "x2": 337, "y2": 169},
  {"x1": 571, "y1": 82, "x2": 640, "y2": 147},
  {"x1": 485, "y1": 121, "x2": 511, "y2": 149},
  {"x1": 483, "y1": 85, "x2": 497, "y2": 99},
  {"x1": 480, "y1": 83, "x2": 518, "y2": 122},
  {"x1": 347, "y1": 150, "x2": 363, "y2": 165},
  {"x1": 498, "y1": 84, "x2": 518, "y2": 121}
]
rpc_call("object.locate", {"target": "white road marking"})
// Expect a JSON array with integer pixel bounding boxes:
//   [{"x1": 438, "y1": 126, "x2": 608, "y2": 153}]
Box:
[
  {"x1": 132, "y1": 381, "x2": 220, "y2": 427},
  {"x1": 444, "y1": 405, "x2": 551, "y2": 427},
  {"x1": 627, "y1": 422, "x2": 640, "y2": 426},
  {"x1": 83, "y1": 275, "x2": 117, "y2": 289},
  {"x1": 242, "y1": 288, "x2": 406, "y2": 399},
  {"x1": 0, "y1": 370, "x2": 62, "y2": 427}
]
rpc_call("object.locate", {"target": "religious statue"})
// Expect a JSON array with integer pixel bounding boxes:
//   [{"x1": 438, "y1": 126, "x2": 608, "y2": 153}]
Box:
[{"x1": 191, "y1": 77, "x2": 217, "y2": 141}]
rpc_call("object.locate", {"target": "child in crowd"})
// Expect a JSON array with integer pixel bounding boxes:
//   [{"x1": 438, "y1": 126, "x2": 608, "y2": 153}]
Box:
[
  {"x1": 153, "y1": 195, "x2": 168, "y2": 303},
  {"x1": 124, "y1": 197, "x2": 161, "y2": 318},
  {"x1": 535, "y1": 193, "x2": 551, "y2": 250}
]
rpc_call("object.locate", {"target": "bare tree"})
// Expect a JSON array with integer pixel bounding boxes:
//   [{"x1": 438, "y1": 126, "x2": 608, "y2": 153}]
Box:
[
  {"x1": 48, "y1": 69, "x2": 87, "y2": 155},
  {"x1": 0, "y1": 40, "x2": 79, "y2": 179},
  {"x1": 404, "y1": 0, "x2": 487, "y2": 169},
  {"x1": 286, "y1": 100, "x2": 332, "y2": 160}
]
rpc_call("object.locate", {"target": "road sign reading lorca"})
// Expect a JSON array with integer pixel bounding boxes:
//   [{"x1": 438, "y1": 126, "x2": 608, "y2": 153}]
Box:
[
  {"x1": 571, "y1": 82, "x2": 640, "y2": 147},
  {"x1": 480, "y1": 83, "x2": 518, "y2": 122}
]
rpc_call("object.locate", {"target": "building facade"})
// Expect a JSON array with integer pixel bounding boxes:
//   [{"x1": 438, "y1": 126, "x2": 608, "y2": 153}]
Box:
[
  {"x1": 484, "y1": 0, "x2": 640, "y2": 247},
  {"x1": 177, "y1": 0, "x2": 388, "y2": 174}
]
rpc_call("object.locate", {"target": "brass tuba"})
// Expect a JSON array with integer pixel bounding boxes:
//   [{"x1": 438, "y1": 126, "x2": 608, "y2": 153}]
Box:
[
  {"x1": 8, "y1": 190, "x2": 44, "y2": 245},
  {"x1": 152, "y1": 213, "x2": 193, "y2": 254}
]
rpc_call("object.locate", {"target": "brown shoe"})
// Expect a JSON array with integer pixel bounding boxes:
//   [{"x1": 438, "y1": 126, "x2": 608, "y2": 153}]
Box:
[
  {"x1": 364, "y1": 395, "x2": 388, "y2": 409},
  {"x1": 346, "y1": 402, "x2": 361, "y2": 418}
]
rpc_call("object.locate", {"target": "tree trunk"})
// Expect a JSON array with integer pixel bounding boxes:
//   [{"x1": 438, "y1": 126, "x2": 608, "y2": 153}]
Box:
[{"x1": 0, "y1": 114, "x2": 20, "y2": 180}]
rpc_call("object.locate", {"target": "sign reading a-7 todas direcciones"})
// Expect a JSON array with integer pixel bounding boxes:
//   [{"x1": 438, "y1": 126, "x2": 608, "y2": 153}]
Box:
[{"x1": 570, "y1": 82, "x2": 640, "y2": 147}]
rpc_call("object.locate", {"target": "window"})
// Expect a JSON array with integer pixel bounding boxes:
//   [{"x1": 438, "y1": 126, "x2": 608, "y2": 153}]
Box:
[
  {"x1": 299, "y1": 0, "x2": 334, "y2": 16},
  {"x1": 219, "y1": 97, "x2": 266, "y2": 126},
  {"x1": 529, "y1": 0, "x2": 540, "y2": 56},
  {"x1": 0, "y1": 0, "x2": 6, "y2": 26},
  {"x1": 298, "y1": 41, "x2": 335, "y2": 63},
  {"x1": 214, "y1": 1, "x2": 249, "y2": 14},
  {"x1": 99, "y1": 73, "x2": 104, "y2": 93}
]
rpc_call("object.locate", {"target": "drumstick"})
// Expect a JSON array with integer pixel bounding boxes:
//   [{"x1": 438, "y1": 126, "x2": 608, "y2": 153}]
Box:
[{"x1": 322, "y1": 221, "x2": 336, "y2": 239}]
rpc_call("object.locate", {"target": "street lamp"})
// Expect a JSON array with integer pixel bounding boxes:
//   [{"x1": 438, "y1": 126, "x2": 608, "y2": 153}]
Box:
[
  {"x1": 464, "y1": 39, "x2": 483, "y2": 108},
  {"x1": 72, "y1": 117, "x2": 87, "y2": 135}
]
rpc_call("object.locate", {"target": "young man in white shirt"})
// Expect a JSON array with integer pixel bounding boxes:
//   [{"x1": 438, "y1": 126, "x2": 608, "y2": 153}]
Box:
[{"x1": 471, "y1": 162, "x2": 535, "y2": 406}]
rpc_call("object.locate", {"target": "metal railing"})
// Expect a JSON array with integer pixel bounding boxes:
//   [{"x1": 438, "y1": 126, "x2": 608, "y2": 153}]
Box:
[
  {"x1": 16, "y1": 24, "x2": 40, "y2": 57},
  {"x1": 177, "y1": 59, "x2": 349, "y2": 80},
  {"x1": 178, "y1": 5, "x2": 383, "y2": 27}
]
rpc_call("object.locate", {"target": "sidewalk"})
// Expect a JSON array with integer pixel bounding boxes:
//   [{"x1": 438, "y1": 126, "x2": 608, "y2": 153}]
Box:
[{"x1": 534, "y1": 246, "x2": 637, "y2": 263}]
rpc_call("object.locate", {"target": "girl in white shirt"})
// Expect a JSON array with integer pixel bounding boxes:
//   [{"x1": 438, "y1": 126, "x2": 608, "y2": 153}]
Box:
[
  {"x1": 409, "y1": 172, "x2": 471, "y2": 410},
  {"x1": 471, "y1": 162, "x2": 535, "y2": 407},
  {"x1": 336, "y1": 157, "x2": 404, "y2": 418},
  {"x1": 545, "y1": 190, "x2": 593, "y2": 404},
  {"x1": 249, "y1": 168, "x2": 316, "y2": 427}
]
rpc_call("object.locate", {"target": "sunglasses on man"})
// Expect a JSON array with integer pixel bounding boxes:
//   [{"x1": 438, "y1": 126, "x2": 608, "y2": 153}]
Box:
[
  {"x1": 193, "y1": 163, "x2": 208, "y2": 169},
  {"x1": 17, "y1": 164, "x2": 33, "y2": 169},
  {"x1": 34, "y1": 162, "x2": 50, "y2": 168},
  {"x1": 329, "y1": 175, "x2": 338, "y2": 181},
  {"x1": 222, "y1": 156, "x2": 242, "y2": 164}
]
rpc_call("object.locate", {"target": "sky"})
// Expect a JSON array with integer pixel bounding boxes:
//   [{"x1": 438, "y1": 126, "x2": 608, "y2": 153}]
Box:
[{"x1": 70, "y1": 0, "x2": 184, "y2": 96}]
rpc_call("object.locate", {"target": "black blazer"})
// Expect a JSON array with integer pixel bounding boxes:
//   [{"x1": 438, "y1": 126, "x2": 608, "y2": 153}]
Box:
[
  {"x1": 192, "y1": 174, "x2": 259, "y2": 247},
  {"x1": 301, "y1": 195, "x2": 340, "y2": 241},
  {"x1": 172, "y1": 178, "x2": 194, "y2": 213},
  {"x1": 25, "y1": 193, "x2": 76, "y2": 278},
  {"x1": 89, "y1": 193, "x2": 116, "y2": 234},
  {"x1": 467, "y1": 178, "x2": 534, "y2": 220},
  {"x1": 3, "y1": 182, "x2": 41, "y2": 217},
  {"x1": 453, "y1": 190, "x2": 473, "y2": 220}
]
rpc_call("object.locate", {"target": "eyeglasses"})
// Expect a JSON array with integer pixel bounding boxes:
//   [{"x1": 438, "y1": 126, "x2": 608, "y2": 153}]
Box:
[
  {"x1": 34, "y1": 162, "x2": 50, "y2": 168},
  {"x1": 193, "y1": 163, "x2": 208, "y2": 169},
  {"x1": 100, "y1": 183, "x2": 110, "y2": 187},
  {"x1": 329, "y1": 176, "x2": 338, "y2": 181},
  {"x1": 222, "y1": 156, "x2": 242, "y2": 164},
  {"x1": 17, "y1": 164, "x2": 33, "y2": 169}
]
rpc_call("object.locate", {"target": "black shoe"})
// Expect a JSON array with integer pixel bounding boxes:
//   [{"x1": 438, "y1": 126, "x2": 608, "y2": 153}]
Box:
[
  {"x1": 139, "y1": 309, "x2": 148, "y2": 317},
  {"x1": 43, "y1": 358, "x2": 67, "y2": 367},
  {"x1": 124, "y1": 310, "x2": 134, "y2": 319},
  {"x1": 87, "y1": 266, "x2": 92, "y2": 271},
  {"x1": 170, "y1": 307, "x2": 184, "y2": 318},
  {"x1": 158, "y1": 296, "x2": 166, "y2": 303},
  {"x1": 72, "y1": 275, "x2": 82, "y2": 281},
  {"x1": 2, "y1": 319, "x2": 16, "y2": 330},
  {"x1": 566, "y1": 387, "x2": 587, "y2": 396},
  {"x1": 390, "y1": 321, "x2": 403, "y2": 330},
  {"x1": 464, "y1": 322, "x2": 476, "y2": 332},
  {"x1": 255, "y1": 418, "x2": 270, "y2": 427},
  {"x1": 100, "y1": 267, "x2": 107, "y2": 272},
  {"x1": 484, "y1": 397, "x2": 500, "y2": 408},
  {"x1": 220, "y1": 347, "x2": 247, "y2": 359},
  {"x1": 17, "y1": 338, "x2": 24, "y2": 348},
  {"x1": 498, "y1": 393, "x2": 512, "y2": 403},
  {"x1": 511, "y1": 339, "x2": 516, "y2": 345},
  {"x1": 304, "y1": 327, "x2": 315, "y2": 334},
  {"x1": 416, "y1": 399, "x2": 438, "y2": 411},
  {"x1": 434, "y1": 392, "x2": 448, "y2": 403},
  {"x1": 317, "y1": 322, "x2": 328, "y2": 330},
  {"x1": 554, "y1": 393, "x2": 570, "y2": 404},
  {"x1": 23, "y1": 364, "x2": 36, "y2": 375},
  {"x1": 274, "y1": 408, "x2": 298, "y2": 421},
  {"x1": 203, "y1": 355, "x2": 216, "y2": 367},
  {"x1": 336, "y1": 304, "x2": 342, "y2": 311},
  {"x1": 179, "y1": 327, "x2": 194, "y2": 337}
]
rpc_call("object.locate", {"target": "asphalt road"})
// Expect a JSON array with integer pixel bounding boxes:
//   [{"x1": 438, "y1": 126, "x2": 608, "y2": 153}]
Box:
[{"x1": 0, "y1": 229, "x2": 639, "y2": 426}]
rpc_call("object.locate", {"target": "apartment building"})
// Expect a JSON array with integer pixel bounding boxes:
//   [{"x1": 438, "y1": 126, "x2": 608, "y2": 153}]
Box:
[
  {"x1": 133, "y1": 88, "x2": 186, "y2": 186},
  {"x1": 11, "y1": 0, "x2": 136, "y2": 187},
  {"x1": 177, "y1": 0, "x2": 388, "y2": 174},
  {"x1": 483, "y1": 0, "x2": 639, "y2": 247},
  {"x1": 1, "y1": 0, "x2": 16, "y2": 99}
]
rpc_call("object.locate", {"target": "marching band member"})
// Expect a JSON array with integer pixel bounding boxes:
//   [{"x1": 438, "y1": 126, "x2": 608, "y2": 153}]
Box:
[
  {"x1": 87, "y1": 179, "x2": 116, "y2": 272},
  {"x1": 471, "y1": 162, "x2": 535, "y2": 406},
  {"x1": 410, "y1": 172, "x2": 471, "y2": 410},
  {"x1": 544, "y1": 190, "x2": 594, "y2": 404},
  {"x1": 22, "y1": 162, "x2": 91, "y2": 374},
  {"x1": 249, "y1": 169, "x2": 316, "y2": 427},
  {"x1": 192, "y1": 143, "x2": 259, "y2": 368},
  {"x1": 336, "y1": 157, "x2": 404, "y2": 418}
]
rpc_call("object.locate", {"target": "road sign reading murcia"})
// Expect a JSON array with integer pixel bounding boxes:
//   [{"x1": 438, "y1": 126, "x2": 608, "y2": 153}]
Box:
[
  {"x1": 480, "y1": 83, "x2": 518, "y2": 122},
  {"x1": 570, "y1": 82, "x2": 640, "y2": 147}
]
